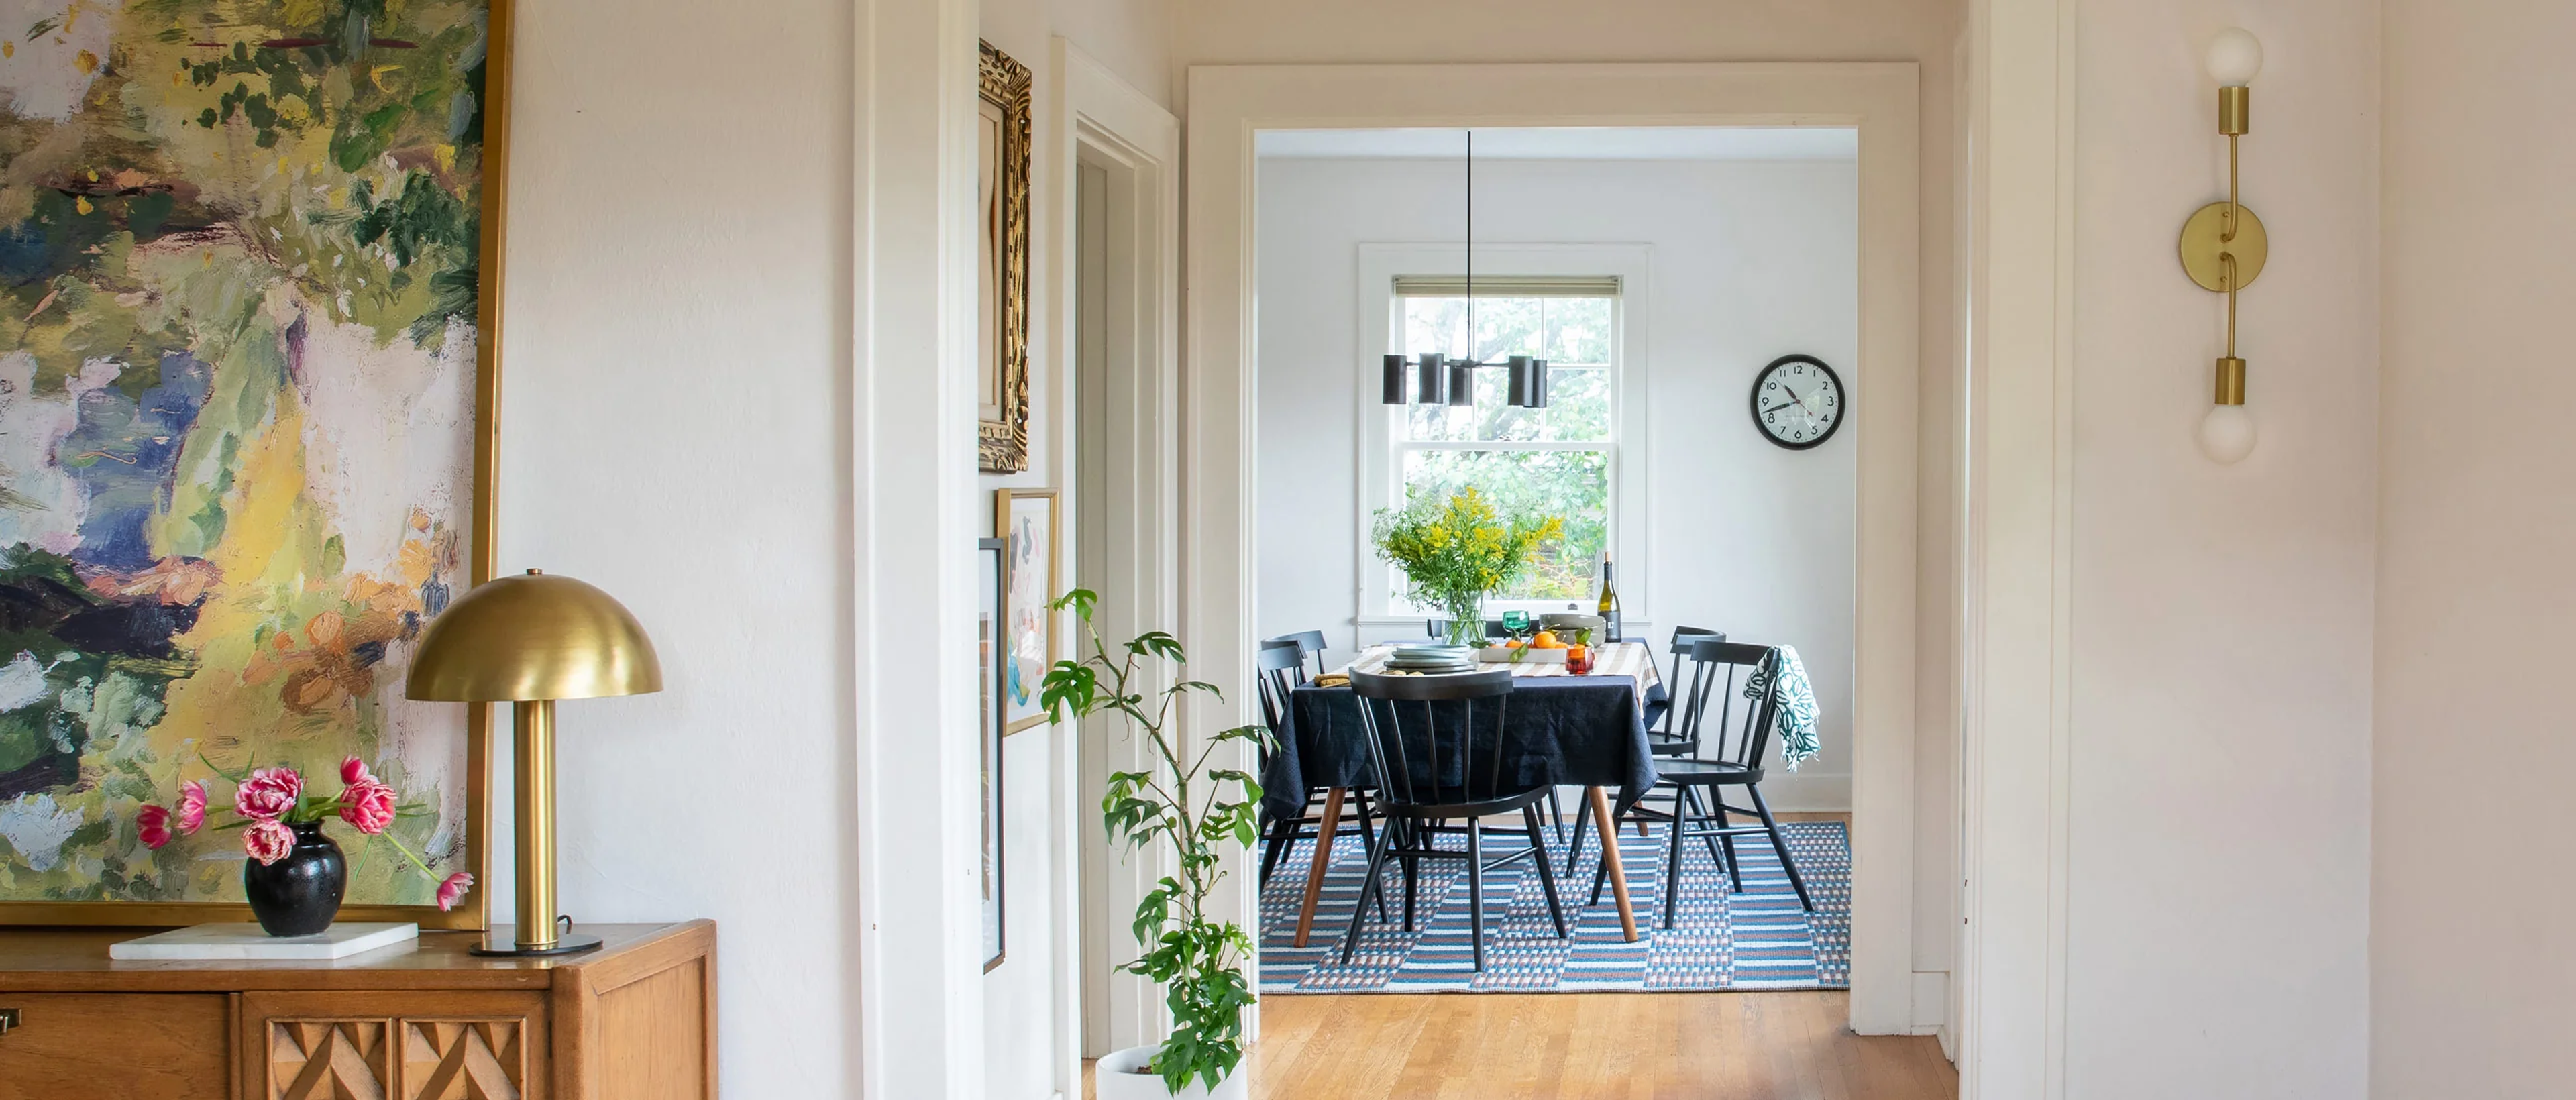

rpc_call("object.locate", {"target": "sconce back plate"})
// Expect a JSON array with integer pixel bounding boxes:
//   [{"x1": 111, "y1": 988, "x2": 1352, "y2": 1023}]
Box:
[{"x1": 2179, "y1": 202, "x2": 2268, "y2": 292}]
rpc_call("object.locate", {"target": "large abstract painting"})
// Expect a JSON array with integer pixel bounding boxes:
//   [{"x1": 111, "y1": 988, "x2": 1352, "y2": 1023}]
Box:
[{"x1": 0, "y1": 0, "x2": 505, "y2": 923}]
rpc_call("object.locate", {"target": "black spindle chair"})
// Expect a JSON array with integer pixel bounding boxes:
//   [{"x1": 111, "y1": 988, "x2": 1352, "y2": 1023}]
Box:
[
  {"x1": 1260, "y1": 630, "x2": 1331, "y2": 682},
  {"x1": 1591, "y1": 638, "x2": 1816, "y2": 926},
  {"x1": 1560, "y1": 626, "x2": 1727, "y2": 877},
  {"x1": 1255, "y1": 643, "x2": 1381, "y2": 914},
  {"x1": 1336, "y1": 669, "x2": 1566, "y2": 971}
]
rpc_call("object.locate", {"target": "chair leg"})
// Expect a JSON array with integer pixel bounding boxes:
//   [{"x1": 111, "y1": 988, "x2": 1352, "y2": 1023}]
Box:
[
  {"x1": 1546, "y1": 787, "x2": 1568, "y2": 844},
  {"x1": 1684, "y1": 788, "x2": 1735, "y2": 892},
  {"x1": 1707, "y1": 790, "x2": 1743, "y2": 893},
  {"x1": 1353, "y1": 793, "x2": 1387, "y2": 920},
  {"x1": 1338, "y1": 824, "x2": 1400, "y2": 964},
  {"x1": 1466, "y1": 820, "x2": 1487, "y2": 972},
  {"x1": 1564, "y1": 797, "x2": 1592, "y2": 880},
  {"x1": 1525, "y1": 805, "x2": 1568, "y2": 938},
  {"x1": 1399, "y1": 819, "x2": 1421, "y2": 932},
  {"x1": 1661, "y1": 785, "x2": 1690, "y2": 929},
  {"x1": 1258, "y1": 817, "x2": 1299, "y2": 888},
  {"x1": 1748, "y1": 785, "x2": 1814, "y2": 912}
]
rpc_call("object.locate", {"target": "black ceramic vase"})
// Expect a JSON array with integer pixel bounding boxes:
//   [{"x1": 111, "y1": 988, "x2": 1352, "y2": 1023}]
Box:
[{"x1": 244, "y1": 820, "x2": 346, "y2": 936}]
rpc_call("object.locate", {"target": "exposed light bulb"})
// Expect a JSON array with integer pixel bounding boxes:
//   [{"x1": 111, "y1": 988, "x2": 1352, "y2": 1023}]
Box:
[
  {"x1": 2206, "y1": 28, "x2": 2263, "y2": 87},
  {"x1": 2198, "y1": 404, "x2": 2257, "y2": 464}
]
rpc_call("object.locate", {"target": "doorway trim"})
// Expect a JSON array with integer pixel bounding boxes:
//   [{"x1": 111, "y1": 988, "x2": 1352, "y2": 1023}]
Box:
[
  {"x1": 1043, "y1": 38, "x2": 1181, "y2": 1097},
  {"x1": 1185, "y1": 62, "x2": 1922, "y2": 1034}
]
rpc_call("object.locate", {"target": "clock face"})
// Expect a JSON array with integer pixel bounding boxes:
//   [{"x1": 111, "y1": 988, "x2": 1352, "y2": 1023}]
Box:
[{"x1": 1751, "y1": 355, "x2": 1845, "y2": 450}]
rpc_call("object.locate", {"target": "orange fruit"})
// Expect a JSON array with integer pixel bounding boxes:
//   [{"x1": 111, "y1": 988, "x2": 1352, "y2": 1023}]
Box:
[
  {"x1": 1504, "y1": 639, "x2": 1526, "y2": 649},
  {"x1": 1532, "y1": 630, "x2": 1561, "y2": 649}
]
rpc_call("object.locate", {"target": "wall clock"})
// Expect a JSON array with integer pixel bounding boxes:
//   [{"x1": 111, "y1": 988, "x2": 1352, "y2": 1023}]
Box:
[{"x1": 1750, "y1": 354, "x2": 1846, "y2": 450}]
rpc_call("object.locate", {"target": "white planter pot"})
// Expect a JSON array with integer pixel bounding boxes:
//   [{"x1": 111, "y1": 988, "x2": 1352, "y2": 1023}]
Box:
[{"x1": 1095, "y1": 1045, "x2": 1247, "y2": 1100}]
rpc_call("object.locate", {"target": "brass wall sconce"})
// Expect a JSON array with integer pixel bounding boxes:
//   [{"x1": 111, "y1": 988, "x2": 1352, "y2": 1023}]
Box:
[{"x1": 2180, "y1": 27, "x2": 2265, "y2": 464}]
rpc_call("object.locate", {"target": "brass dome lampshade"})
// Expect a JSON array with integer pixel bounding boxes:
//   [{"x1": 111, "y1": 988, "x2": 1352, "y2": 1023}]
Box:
[{"x1": 407, "y1": 569, "x2": 662, "y2": 956}]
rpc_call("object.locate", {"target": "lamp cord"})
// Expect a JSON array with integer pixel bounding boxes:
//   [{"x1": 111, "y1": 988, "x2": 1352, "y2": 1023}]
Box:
[{"x1": 1464, "y1": 129, "x2": 1474, "y2": 368}]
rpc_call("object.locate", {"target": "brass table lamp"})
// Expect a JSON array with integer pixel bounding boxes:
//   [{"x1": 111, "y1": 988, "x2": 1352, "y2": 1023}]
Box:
[{"x1": 407, "y1": 569, "x2": 662, "y2": 956}]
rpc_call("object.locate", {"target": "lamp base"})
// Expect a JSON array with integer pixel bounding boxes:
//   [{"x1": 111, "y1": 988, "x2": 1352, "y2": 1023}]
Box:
[
  {"x1": 2178, "y1": 201, "x2": 2269, "y2": 292},
  {"x1": 468, "y1": 929, "x2": 605, "y2": 958}
]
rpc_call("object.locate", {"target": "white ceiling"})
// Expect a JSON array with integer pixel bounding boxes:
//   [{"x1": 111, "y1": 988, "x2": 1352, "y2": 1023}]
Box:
[{"x1": 1253, "y1": 126, "x2": 1858, "y2": 162}]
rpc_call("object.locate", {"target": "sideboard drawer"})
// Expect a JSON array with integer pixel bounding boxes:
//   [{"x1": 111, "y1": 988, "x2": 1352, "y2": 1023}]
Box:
[{"x1": 0, "y1": 992, "x2": 231, "y2": 1099}]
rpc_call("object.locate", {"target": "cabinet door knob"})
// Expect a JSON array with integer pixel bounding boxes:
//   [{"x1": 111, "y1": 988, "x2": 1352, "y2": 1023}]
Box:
[{"x1": 0, "y1": 1007, "x2": 17, "y2": 1036}]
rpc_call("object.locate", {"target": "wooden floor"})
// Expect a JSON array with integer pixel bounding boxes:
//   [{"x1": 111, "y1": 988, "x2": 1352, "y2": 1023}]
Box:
[{"x1": 1087, "y1": 991, "x2": 1955, "y2": 1099}]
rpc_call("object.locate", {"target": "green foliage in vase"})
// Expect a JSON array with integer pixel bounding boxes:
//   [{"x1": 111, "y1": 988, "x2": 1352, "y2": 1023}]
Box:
[
  {"x1": 1041, "y1": 590, "x2": 1271, "y2": 1095},
  {"x1": 1370, "y1": 487, "x2": 1566, "y2": 636}
]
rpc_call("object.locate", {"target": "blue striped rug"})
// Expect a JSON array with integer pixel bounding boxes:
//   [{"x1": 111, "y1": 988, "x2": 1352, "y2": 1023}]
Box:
[{"x1": 1258, "y1": 818, "x2": 1850, "y2": 993}]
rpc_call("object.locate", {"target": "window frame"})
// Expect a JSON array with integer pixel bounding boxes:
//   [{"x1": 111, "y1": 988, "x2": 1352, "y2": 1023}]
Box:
[{"x1": 1354, "y1": 242, "x2": 1653, "y2": 628}]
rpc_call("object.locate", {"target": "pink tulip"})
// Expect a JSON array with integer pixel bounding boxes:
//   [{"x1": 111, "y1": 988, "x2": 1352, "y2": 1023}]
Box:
[
  {"x1": 340, "y1": 756, "x2": 374, "y2": 786},
  {"x1": 176, "y1": 780, "x2": 207, "y2": 835},
  {"x1": 244, "y1": 818, "x2": 294, "y2": 865},
  {"x1": 233, "y1": 767, "x2": 302, "y2": 820},
  {"x1": 138, "y1": 804, "x2": 173, "y2": 850},
  {"x1": 436, "y1": 871, "x2": 474, "y2": 912},
  {"x1": 339, "y1": 780, "x2": 397, "y2": 835}
]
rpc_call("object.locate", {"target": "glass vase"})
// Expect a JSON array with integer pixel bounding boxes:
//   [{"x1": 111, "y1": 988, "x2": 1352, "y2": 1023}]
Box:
[{"x1": 1441, "y1": 594, "x2": 1487, "y2": 648}]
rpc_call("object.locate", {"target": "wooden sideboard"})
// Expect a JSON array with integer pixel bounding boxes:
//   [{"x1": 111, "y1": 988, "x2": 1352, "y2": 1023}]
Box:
[{"x1": 0, "y1": 920, "x2": 714, "y2": 1100}]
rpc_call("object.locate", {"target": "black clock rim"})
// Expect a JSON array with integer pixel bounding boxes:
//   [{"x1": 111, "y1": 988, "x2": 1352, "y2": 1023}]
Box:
[{"x1": 1750, "y1": 353, "x2": 1845, "y2": 451}]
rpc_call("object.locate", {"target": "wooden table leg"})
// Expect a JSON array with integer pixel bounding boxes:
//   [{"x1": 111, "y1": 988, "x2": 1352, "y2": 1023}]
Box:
[
  {"x1": 1291, "y1": 787, "x2": 1345, "y2": 948},
  {"x1": 1587, "y1": 785, "x2": 1640, "y2": 943}
]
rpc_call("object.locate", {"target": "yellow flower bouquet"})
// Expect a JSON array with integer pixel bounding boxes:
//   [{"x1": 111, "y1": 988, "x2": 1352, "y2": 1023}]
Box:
[{"x1": 1371, "y1": 488, "x2": 1565, "y2": 647}]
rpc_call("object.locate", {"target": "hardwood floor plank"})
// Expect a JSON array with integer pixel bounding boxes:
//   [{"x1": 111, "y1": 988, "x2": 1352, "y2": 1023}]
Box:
[{"x1": 1120, "y1": 993, "x2": 1956, "y2": 1100}]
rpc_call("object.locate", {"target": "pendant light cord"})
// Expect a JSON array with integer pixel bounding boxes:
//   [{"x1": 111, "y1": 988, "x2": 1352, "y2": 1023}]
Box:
[{"x1": 1464, "y1": 129, "x2": 1474, "y2": 367}]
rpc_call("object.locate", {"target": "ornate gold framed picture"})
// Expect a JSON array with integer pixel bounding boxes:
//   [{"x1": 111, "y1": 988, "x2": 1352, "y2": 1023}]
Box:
[
  {"x1": 979, "y1": 40, "x2": 1032, "y2": 474},
  {"x1": 0, "y1": 0, "x2": 508, "y2": 927}
]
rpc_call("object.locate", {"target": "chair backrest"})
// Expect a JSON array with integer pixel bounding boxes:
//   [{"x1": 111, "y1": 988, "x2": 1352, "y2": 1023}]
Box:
[
  {"x1": 1672, "y1": 639, "x2": 1783, "y2": 769},
  {"x1": 1348, "y1": 670, "x2": 1518, "y2": 809},
  {"x1": 1658, "y1": 626, "x2": 1726, "y2": 735},
  {"x1": 1260, "y1": 630, "x2": 1329, "y2": 682},
  {"x1": 1255, "y1": 642, "x2": 1309, "y2": 740}
]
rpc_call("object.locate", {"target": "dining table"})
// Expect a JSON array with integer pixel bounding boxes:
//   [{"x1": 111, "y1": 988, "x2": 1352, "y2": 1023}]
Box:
[{"x1": 1265, "y1": 641, "x2": 1665, "y2": 946}]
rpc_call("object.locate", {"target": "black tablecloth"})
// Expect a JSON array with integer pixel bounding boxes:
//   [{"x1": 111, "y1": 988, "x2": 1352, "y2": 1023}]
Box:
[{"x1": 1263, "y1": 672, "x2": 1660, "y2": 823}]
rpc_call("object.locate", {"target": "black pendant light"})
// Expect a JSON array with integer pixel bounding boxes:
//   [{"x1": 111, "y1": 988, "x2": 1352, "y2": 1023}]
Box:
[{"x1": 1379, "y1": 131, "x2": 1548, "y2": 409}]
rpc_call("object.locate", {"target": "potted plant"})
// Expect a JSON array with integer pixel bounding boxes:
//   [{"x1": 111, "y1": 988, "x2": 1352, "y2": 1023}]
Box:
[
  {"x1": 1041, "y1": 590, "x2": 1270, "y2": 1099},
  {"x1": 1370, "y1": 487, "x2": 1564, "y2": 649}
]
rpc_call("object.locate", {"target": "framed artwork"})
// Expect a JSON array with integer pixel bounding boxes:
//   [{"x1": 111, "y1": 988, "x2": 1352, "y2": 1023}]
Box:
[
  {"x1": 0, "y1": 0, "x2": 508, "y2": 927},
  {"x1": 977, "y1": 537, "x2": 1007, "y2": 971},
  {"x1": 996, "y1": 489, "x2": 1059, "y2": 734},
  {"x1": 977, "y1": 40, "x2": 1032, "y2": 474}
]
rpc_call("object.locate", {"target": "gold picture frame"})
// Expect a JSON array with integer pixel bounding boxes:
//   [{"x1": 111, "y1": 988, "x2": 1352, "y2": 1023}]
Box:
[
  {"x1": 0, "y1": 1, "x2": 509, "y2": 929},
  {"x1": 996, "y1": 488, "x2": 1059, "y2": 734},
  {"x1": 979, "y1": 41, "x2": 1034, "y2": 474}
]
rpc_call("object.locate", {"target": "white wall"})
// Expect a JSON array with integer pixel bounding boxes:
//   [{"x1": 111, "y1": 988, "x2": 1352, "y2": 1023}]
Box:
[
  {"x1": 2061, "y1": 1, "x2": 2377, "y2": 1095},
  {"x1": 2375, "y1": 1, "x2": 2576, "y2": 1095},
  {"x1": 488, "y1": 0, "x2": 1163, "y2": 1095},
  {"x1": 495, "y1": 0, "x2": 859, "y2": 1093},
  {"x1": 1253, "y1": 156, "x2": 1862, "y2": 806}
]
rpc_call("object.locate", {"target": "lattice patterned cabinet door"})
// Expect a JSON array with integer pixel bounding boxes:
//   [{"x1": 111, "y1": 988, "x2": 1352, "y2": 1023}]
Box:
[
  {"x1": 266, "y1": 1019, "x2": 395, "y2": 1100},
  {"x1": 402, "y1": 1019, "x2": 529, "y2": 1100}
]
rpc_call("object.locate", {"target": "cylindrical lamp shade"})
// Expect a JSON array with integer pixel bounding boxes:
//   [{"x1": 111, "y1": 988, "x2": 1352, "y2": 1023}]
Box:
[
  {"x1": 1507, "y1": 355, "x2": 1532, "y2": 406},
  {"x1": 1414, "y1": 353, "x2": 1448, "y2": 406},
  {"x1": 406, "y1": 571, "x2": 663, "y2": 702},
  {"x1": 1521, "y1": 358, "x2": 1550, "y2": 408},
  {"x1": 1446, "y1": 364, "x2": 1475, "y2": 407},
  {"x1": 1381, "y1": 355, "x2": 1408, "y2": 404}
]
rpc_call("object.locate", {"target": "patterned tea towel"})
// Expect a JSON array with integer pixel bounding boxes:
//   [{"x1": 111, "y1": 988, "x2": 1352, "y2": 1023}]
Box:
[{"x1": 1744, "y1": 645, "x2": 1820, "y2": 769}]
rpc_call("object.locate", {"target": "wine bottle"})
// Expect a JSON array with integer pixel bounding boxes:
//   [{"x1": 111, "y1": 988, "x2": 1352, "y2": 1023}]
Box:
[{"x1": 1597, "y1": 554, "x2": 1621, "y2": 643}]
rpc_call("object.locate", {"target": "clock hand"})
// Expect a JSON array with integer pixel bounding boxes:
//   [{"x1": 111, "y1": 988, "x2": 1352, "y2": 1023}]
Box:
[{"x1": 1764, "y1": 402, "x2": 1795, "y2": 415}]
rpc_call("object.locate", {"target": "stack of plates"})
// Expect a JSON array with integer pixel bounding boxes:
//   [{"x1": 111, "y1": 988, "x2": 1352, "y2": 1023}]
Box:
[{"x1": 1381, "y1": 643, "x2": 1477, "y2": 674}]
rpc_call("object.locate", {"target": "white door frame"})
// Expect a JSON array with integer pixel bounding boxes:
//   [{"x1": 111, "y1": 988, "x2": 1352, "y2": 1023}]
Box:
[
  {"x1": 1044, "y1": 38, "x2": 1182, "y2": 1091},
  {"x1": 851, "y1": 0, "x2": 983, "y2": 1095},
  {"x1": 1955, "y1": 0, "x2": 2077, "y2": 1096},
  {"x1": 1185, "y1": 62, "x2": 1923, "y2": 1035}
]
